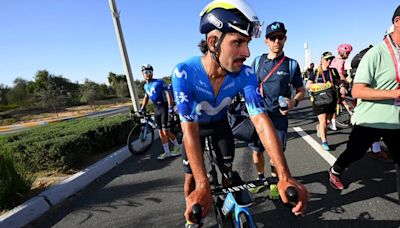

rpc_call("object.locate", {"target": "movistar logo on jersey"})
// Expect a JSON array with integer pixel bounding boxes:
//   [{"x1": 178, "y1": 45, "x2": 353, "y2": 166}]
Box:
[
  {"x1": 271, "y1": 23, "x2": 280, "y2": 30},
  {"x1": 174, "y1": 68, "x2": 187, "y2": 80},
  {"x1": 277, "y1": 71, "x2": 289, "y2": 76},
  {"x1": 195, "y1": 97, "x2": 232, "y2": 116},
  {"x1": 146, "y1": 87, "x2": 156, "y2": 96}
]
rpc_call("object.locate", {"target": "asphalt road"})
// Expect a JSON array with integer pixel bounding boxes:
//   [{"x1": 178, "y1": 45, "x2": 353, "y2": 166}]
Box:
[{"x1": 26, "y1": 99, "x2": 400, "y2": 228}]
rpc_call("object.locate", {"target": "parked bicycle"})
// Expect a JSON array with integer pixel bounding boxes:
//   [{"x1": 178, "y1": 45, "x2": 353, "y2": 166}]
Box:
[
  {"x1": 335, "y1": 95, "x2": 356, "y2": 128},
  {"x1": 127, "y1": 110, "x2": 183, "y2": 155},
  {"x1": 189, "y1": 136, "x2": 298, "y2": 228},
  {"x1": 127, "y1": 111, "x2": 155, "y2": 155}
]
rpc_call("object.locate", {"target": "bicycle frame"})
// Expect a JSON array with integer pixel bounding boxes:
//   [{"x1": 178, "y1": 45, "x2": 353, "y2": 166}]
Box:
[
  {"x1": 204, "y1": 136, "x2": 272, "y2": 228},
  {"x1": 221, "y1": 192, "x2": 256, "y2": 227}
]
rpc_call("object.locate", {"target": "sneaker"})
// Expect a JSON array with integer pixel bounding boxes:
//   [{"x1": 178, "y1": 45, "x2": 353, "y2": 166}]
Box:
[
  {"x1": 329, "y1": 124, "x2": 337, "y2": 131},
  {"x1": 268, "y1": 184, "x2": 279, "y2": 200},
  {"x1": 248, "y1": 177, "x2": 267, "y2": 194},
  {"x1": 367, "y1": 149, "x2": 393, "y2": 163},
  {"x1": 316, "y1": 124, "x2": 320, "y2": 138},
  {"x1": 170, "y1": 146, "x2": 182, "y2": 157},
  {"x1": 185, "y1": 221, "x2": 199, "y2": 228},
  {"x1": 270, "y1": 165, "x2": 277, "y2": 178},
  {"x1": 329, "y1": 168, "x2": 344, "y2": 190},
  {"x1": 321, "y1": 142, "x2": 330, "y2": 151},
  {"x1": 157, "y1": 153, "x2": 172, "y2": 160}
]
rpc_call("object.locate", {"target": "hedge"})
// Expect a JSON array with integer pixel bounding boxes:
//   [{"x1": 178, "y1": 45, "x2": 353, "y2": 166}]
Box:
[{"x1": 0, "y1": 114, "x2": 135, "y2": 210}]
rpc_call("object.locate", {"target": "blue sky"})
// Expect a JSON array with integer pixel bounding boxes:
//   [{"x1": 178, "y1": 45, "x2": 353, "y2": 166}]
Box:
[{"x1": 1, "y1": 1, "x2": 398, "y2": 87}]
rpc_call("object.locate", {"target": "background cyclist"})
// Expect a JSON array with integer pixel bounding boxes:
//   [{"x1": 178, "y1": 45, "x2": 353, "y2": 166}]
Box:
[
  {"x1": 140, "y1": 64, "x2": 181, "y2": 160},
  {"x1": 171, "y1": 0, "x2": 309, "y2": 224}
]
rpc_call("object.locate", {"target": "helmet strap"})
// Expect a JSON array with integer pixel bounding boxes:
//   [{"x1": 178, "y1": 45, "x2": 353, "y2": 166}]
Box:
[{"x1": 208, "y1": 33, "x2": 233, "y2": 74}]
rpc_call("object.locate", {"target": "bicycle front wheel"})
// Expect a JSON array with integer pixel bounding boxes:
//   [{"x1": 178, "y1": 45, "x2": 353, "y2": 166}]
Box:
[
  {"x1": 336, "y1": 106, "x2": 351, "y2": 128},
  {"x1": 238, "y1": 212, "x2": 251, "y2": 228},
  {"x1": 127, "y1": 123, "x2": 154, "y2": 155}
]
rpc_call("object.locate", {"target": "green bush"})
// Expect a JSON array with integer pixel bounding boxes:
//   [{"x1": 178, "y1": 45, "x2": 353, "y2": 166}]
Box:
[
  {"x1": 0, "y1": 114, "x2": 135, "y2": 172},
  {"x1": 0, "y1": 153, "x2": 32, "y2": 210},
  {"x1": 0, "y1": 113, "x2": 136, "y2": 210}
]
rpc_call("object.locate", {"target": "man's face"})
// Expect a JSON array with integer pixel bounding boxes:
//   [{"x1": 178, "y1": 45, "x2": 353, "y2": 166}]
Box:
[
  {"x1": 142, "y1": 70, "x2": 153, "y2": 80},
  {"x1": 339, "y1": 51, "x2": 350, "y2": 60},
  {"x1": 265, "y1": 32, "x2": 286, "y2": 54},
  {"x1": 218, "y1": 33, "x2": 251, "y2": 73}
]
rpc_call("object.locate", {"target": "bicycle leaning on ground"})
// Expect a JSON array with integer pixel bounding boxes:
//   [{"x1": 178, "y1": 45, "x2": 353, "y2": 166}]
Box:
[
  {"x1": 126, "y1": 111, "x2": 156, "y2": 155},
  {"x1": 334, "y1": 95, "x2": 356, "y2": 128},
  {"x1": 189, "y1": 136, "x2": 298, "y2": 228},
  {"x1": 127, "y1": 110, "x2": 183, "y2": 155}
]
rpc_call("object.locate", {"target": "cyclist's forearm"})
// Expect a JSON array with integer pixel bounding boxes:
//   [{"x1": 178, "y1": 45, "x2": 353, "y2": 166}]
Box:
[
  {"x1": 141, "y1": 96, "x2": 149, "y2": 109},
  {"x1": 181, "y1": 122, "x2": 208, "y2": 184},
  {"x1": 166, "y1": 91, "x2": 173, "y2": 107},
  {"x1": 251, "y1": 114, "x2": 292, "y2": 180}
]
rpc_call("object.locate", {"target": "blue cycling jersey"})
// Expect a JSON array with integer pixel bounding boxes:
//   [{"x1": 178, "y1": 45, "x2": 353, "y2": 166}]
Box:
[
  {"x1": 144, "y1": 79, "x2": 168, "y2": 107},
  {"x1": 171, "y1": 56, "x2": 264, "y2": 124}
]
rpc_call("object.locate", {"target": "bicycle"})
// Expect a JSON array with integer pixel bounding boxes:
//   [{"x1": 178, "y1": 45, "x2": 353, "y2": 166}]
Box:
[
  {"x1": 190, "y1": 136, "x2": 298, "y2": 228},
  {"x1": 335, "y1": 95, "x2": 356, "y2": 128},
  {"x1": 126, "y1": 111, "x2": 155, "y2": 155}
]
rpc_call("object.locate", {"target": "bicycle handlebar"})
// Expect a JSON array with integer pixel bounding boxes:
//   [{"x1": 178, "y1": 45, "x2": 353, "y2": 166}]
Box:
[
  {"x1": 284, "y1": 186, "x2": 298, "y2": 207},
  {"x1": 191, "y1": 204, "x2": 202, "y2": 227},
  {"x1": 191, "y1": 185, "x2": 299, "y2": 226}
]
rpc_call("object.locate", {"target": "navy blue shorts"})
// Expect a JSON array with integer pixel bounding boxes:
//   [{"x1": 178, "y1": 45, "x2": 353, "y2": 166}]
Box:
[{"x1": 248, "y1": 115, "x2": 288, "y2": 153}]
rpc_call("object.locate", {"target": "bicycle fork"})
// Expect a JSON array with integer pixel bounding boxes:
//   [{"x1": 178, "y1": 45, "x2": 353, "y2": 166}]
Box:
[
  {"x1": 140, "y1": 123, "x2": 149, "y2": 142},
  {"x1": 221, "y1": 192, "x2": 256, "y2": 228}
]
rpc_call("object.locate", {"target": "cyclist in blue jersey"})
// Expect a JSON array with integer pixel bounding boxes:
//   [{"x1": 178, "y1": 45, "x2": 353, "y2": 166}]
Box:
[
  {"x1": 171, "y1": 0, "x2": 309, "y2": 224},
  {"x1": 140, "y1": 64, "x2": 181, "y2": 160}
]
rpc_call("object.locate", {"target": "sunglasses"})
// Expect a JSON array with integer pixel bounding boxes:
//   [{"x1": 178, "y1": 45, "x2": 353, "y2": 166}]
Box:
[
  {"x1": 143, "y1": 70, "x2": 153, "y2": 75},
  {"x1": 268, "y1": 34, "x2": 285, "y2": 41}
]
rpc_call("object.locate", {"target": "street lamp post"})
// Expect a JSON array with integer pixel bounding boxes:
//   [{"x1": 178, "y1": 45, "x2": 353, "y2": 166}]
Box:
[{"x1": 109, "y1": 0, "x2": 140, "y2": 112}]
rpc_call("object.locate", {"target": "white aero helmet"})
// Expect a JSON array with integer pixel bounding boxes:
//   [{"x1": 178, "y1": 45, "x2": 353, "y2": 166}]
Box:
[{"x1": 199, "y1": 0, "x2": 262, "y2": 38}]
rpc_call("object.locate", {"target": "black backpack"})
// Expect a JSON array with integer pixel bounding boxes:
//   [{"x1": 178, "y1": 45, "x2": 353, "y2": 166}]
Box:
[{"x1": 350, "y1": 45, "x2": 373, "y2": 78}]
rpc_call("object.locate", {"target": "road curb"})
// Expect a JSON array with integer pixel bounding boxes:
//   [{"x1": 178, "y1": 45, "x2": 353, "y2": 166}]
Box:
[
  {"x1": 0, "y1": 196, "x2": 50, "y2": 228},
  {"x1": 39, "y1": 147, "x2": 131, "y2": 206}
]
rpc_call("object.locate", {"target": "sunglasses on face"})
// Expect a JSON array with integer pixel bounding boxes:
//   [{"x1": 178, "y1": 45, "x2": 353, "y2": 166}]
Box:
[
  {"x1": 268, "y1": 34, "x2": 285, "y2": 41},
  {"x1": 142, "y1": 70, "x2": 153, "y2": 75}
]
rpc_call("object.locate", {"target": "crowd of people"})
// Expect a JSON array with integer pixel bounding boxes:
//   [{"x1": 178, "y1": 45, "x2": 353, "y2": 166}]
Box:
[{"x1": 138, "y1": 0, "x2": 399, "y2": 225}]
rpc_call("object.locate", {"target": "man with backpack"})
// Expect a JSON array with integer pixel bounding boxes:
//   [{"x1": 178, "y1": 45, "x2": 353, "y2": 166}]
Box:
[{"x1": 249, "y1": 22, "x2": 305, "y2": 191}]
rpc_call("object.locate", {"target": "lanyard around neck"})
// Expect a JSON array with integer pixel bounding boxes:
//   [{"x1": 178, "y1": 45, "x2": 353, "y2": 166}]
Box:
[
  {"x1": 317, "y1": 69, "x2": 333, "y2": 83},
  {"x1": 384, "y1": 36, "x2": 400, "y2": 85},
  {"x1": 259, "y1": 56, "x2": 286, "y2": 97}
]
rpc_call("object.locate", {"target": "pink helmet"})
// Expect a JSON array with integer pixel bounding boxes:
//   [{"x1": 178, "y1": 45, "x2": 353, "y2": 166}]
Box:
[{"x1": 338, "y1": 44, "x2": 353, "y2": 54}]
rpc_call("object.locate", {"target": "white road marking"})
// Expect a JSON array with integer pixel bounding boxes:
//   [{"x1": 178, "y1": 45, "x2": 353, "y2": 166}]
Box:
[{"x1": 292, "y1": 127, "x2": 337, "y2": 166}]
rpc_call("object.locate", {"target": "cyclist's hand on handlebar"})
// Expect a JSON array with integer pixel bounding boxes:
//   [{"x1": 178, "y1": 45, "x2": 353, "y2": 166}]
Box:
[
  {"x1": 277, "y1": 178, "x2": 309, "y2": 216},
  {"x1": 184, "y1": 181, "x2": 212, "y2": 223}
]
